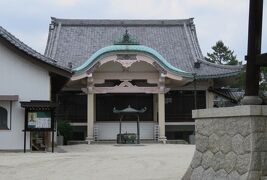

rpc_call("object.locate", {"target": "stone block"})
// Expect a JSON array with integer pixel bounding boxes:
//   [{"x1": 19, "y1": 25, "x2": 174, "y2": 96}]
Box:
[
  {"x1": 208, "y1": 133, "x2": 220, "y2": 153},
  {"x1": 196, "y1": 119, "x2": 213, "y2": 136},
  {"x1": 211, "y1": 151, "x2": 225, "y2": 171},
  {"x1": 191, "y1": 166, "x2": 204, "y2": 180},
  {"x1": 196, "y1": 134, "x2": 209, "y2": 153},
  {"x1": 232, "y1": 134, "x2": 245, "y2": 155},
  {"x1": 228, "y1": 171, "x2": 240, "y2": 180},
  {"x1": 225, "y1": 118, "x2": 239, "y2": 136},
  {"x1": 191, "y1": 150, "x2": 202, "y2": 168},
  {"x1": 212, "y1": 119, "x2": 226, "y2": 136},
  {"x1": 202, "y1": 168, "x2": 215, "y2": 180},
  {"x1": 243, "y1": 134, "x2": 251, "y2": 153},
  {"x1": 220, "y1": 134, "x2": 232, "y2": 154},
  {"x1": 214, "y1": 169, "x2": 227, "y2": 178},
  {"x1": 240, "y1": 172, "x2": 248, "y2": 180},
  {"x1": 202, "y1": 151, "x2": 214, "y2": 170},
  {"x1": 237, "y1": 118, "x2": 251, "y2": 137},
  {"x1": 236, "y1": 154, "x2": 250, "y2": 175},
  {"x1": 224, "y1": 152, "x2": 237, "y2": 173}
]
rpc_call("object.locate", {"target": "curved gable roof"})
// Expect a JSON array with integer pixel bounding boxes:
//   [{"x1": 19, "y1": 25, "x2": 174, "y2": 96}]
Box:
[{"x1": 74, "y1": 45, "x2": 193, "y2": 78}]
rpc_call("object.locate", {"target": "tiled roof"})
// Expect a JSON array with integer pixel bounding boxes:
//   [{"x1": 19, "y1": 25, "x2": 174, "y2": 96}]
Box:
[
  {"x1": 45, "y1": 18, "x2": 243, "y2": 79},
  {"x1": 209, "y1": 87, "x2": 244, "y2": 103},
  {"x1": 0, "y1": 26, "x2": 72, "y2": 74}
]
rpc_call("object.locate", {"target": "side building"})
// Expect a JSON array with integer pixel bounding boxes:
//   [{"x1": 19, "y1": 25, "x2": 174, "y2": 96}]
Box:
[
  {"x1": 45, "y1": 18, "x2": 243, "y2": 143},
  {"x1": 0, "y1": 26, "x2": 71, "y2": 150}
]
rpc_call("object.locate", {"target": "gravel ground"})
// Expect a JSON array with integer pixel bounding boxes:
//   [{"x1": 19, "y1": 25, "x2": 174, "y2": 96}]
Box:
[{"x1": 0, "y1": 144, "x2": 195, "y2": 180}]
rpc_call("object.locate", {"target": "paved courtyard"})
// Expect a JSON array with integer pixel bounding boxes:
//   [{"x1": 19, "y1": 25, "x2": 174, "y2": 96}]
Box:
[{"x1": 0, "y1": 144, "x2": 194, "y2": 180}]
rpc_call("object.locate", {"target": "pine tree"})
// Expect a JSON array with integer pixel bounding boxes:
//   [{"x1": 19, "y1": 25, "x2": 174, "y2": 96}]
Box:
[{"x1": 205, "y1": 41, "x2": 240, "y2": 65}]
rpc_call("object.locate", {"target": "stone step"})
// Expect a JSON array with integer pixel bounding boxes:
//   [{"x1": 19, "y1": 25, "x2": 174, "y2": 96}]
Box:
[
  {"x1": 66, "y1": 140, "x2": 190, "y2": 145},
  {"x1": 91, "y1": 140, "x2": 116, "y2": 144},
  {"x1": 261, "y1": 176, "x2": 267, "y2": 180},
  {"x1": 67, "y1": 140, "x2": 88, "y2": 145},
  {"x1": 166, "y1": 140, "x2": 189, "y2": 144},
  {"x1": 92, "y1": 140, "x2": 159, "y2": 144}
]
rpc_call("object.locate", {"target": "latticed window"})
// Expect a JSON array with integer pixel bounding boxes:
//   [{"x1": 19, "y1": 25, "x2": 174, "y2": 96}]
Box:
[{"x1": 0, "y1": 106, "x2": 8, "y2": 129}]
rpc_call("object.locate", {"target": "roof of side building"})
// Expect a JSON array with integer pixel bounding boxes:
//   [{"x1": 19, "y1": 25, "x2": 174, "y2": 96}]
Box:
[{"x1": 0, "y1": 26, "x2": 72, "y2": 77}]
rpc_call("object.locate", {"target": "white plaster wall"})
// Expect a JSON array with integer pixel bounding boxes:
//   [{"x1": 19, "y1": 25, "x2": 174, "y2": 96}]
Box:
[
  {"x1": 95, "y1": 122, "x2": 156, "y2": 140},
  {"x1": 0, "y1": 43, "x2": 50, "y2": 150}
]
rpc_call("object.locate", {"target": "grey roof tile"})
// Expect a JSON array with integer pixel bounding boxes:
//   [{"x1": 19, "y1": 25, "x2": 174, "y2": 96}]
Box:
[
  {"x1": 45, "y1": 18, "x2": 243, "y2": 78},
  {"x1": 0, "y1": 26, "x2": 71, "y2": 73}
]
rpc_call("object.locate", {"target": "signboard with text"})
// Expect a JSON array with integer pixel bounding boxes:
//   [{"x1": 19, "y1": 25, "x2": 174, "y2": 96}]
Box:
[{"x1": 27, "y1": 111, "x2": 52, "y2": 130}]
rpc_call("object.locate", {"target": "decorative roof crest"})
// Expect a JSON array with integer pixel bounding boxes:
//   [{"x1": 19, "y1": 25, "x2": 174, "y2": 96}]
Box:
[{"x1": 114, "y1": 29, "x2": 140, "y2": 45}]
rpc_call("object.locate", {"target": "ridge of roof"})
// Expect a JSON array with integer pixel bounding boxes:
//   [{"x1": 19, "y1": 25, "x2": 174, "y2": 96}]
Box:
[
  {"x1": 0, "y1": 26, "x2": 72, "y2": 75},
  {"x1": 51, "y1": 17, "x2": 194, "y2": 26}
]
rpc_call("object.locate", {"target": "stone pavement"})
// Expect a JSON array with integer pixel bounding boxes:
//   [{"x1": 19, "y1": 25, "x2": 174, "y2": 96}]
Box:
[{"x1": 0, "y1": 144, "x2": 194, "y2": 180}]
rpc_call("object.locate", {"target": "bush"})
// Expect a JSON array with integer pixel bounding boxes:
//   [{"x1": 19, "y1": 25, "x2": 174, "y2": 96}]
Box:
[{"x1": 57, "y1": 120, "x2": 73, "y2": 145}]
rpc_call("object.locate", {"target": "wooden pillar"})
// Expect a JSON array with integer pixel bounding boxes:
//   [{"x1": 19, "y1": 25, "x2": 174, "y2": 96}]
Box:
[
  {"x1": 153, "y1": 94, "x2": 158, "y2": 122},
  {"x1": 87, "y1": 93, "x2": 95, "y2": 143},
  {"x1": 242, "y1": 0, "x2": 263, "y2": 105},
  {"x1": 158, "y1": 93, "x2": 166, "y2": 143}
]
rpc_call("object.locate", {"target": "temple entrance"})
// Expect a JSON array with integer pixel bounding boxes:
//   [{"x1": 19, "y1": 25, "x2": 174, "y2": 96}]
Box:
[
  {"x1": 65, "y1": 47, "x2": 193, "y2": 143},
  {"x1": 96, "y1": 94, "x2": 153, "y2": 121},
  {"x1": 94, "y1": 93, "x2": 156, "y2": 140}
]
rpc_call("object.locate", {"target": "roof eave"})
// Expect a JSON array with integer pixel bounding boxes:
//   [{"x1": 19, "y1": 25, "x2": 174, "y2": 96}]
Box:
[
  {"x1": 0, "y1": 27, "x2": 72, "y2": 78},
  {"x1": 196, "y1": 71, "x2": 242, "y2": 80}
]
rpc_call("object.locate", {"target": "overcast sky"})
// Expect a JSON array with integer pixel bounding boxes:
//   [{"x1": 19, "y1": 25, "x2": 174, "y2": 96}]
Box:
[{"x1": 0, "y1": 0, "x2": 266, "y2": 61}]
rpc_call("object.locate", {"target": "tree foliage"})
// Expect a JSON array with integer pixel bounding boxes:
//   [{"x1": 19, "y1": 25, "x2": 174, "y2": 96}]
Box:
[
  {"x1": 205, "y1": 41, "x2": 240, "y2": 65},
  {"x1": 57, "y1": 120, "x2": 73, "y2": 145}
]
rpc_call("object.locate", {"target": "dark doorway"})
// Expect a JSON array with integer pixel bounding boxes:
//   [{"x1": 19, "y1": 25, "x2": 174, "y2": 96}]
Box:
[{"x1": 96, "y1": 94, "x2": 153, "y2": 121}]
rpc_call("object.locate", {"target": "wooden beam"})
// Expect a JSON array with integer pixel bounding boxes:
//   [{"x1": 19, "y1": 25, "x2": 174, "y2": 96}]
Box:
[
  {"x1": 93, "y1": 72, "x2": 159, "y2": 84},
  {"x1": 92, "y1": 86, "x2": 162, "y2": 94}
]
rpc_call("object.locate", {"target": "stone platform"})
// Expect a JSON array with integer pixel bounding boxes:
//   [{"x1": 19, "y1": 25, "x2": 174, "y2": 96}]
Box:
[{"x1": 182, "y1": 105, "x2": 267, "y2": 180}]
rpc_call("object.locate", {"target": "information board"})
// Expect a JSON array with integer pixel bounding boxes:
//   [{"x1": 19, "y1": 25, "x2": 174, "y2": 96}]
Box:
[{"x1": 27, "y1": 112, "x2": 51, "y2": 129}]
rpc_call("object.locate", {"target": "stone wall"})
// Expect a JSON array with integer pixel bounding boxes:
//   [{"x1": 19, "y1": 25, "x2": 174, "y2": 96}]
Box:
[{"x1": 182, "y1": 105, "x2": 267, "y2": 180}]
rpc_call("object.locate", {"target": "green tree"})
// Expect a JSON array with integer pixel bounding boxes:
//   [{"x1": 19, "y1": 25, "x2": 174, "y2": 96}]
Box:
[{"x1": 205, "y1": 41, "x2": 240, "y2": 65}]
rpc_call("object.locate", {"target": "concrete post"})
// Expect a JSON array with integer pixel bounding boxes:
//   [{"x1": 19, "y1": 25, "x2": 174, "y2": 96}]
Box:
[
  {"x1": 87, "y1": 93, "x2": 94, "y2": 144},
  {"x1": 182, "y1": 105, "x2": 267, "y2": 180},
  {"x1": 205, "y1": 90, "x2": 214, "y2": 108},
  {"x1": 158, "y1": 93, "x2": 166, "y2": 143}
]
